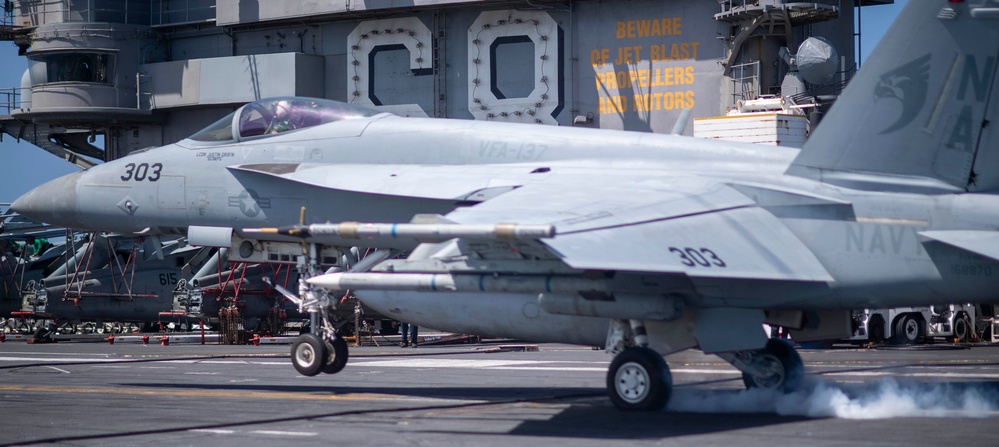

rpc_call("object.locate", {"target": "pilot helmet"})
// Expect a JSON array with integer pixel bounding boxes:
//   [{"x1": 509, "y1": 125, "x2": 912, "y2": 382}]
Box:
[{"x1": 274, "y1": 100, "x2": 292, "y2": 118}]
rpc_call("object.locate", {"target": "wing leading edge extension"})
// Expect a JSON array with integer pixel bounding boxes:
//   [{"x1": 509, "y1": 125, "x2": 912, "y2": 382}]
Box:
[{"x1": 227, "y1": 162, "x2": 549, "y2": 202}]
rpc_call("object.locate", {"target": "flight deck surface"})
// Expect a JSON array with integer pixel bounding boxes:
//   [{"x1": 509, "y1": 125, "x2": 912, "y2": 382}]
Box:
[{"x1": 2, "y1": 340, "x2": 999, "y2": 446}]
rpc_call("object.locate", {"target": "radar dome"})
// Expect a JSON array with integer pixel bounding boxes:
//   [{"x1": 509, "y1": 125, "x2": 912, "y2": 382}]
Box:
[{"x1": 796, "y1": 37, "x2": 838, "y2": 85}]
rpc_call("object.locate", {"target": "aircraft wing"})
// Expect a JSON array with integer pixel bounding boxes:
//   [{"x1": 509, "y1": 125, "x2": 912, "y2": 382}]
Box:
[
  {"x1": 444, "y1": 174, "x2": 833, "y2": 282},
  {"x1": 233, "y1": 162, "x2": 832, "y2": 282},
  {"x1": 0, "y1": 215, "x2": 67, "y2": 240},
  {"x1": 919, "y1": 230, "x2": 999, "y2": 262}
]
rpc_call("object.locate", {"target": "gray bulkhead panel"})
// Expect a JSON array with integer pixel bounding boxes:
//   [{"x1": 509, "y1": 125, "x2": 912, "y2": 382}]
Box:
[
  {"x1": 214, "y1": 0, "x2": 549, "y2": 26},
  {"x1": 3, "y1": 0, "x2": 859, "y2": 159},
  {"x1": 205, "y1": 1, "x2": 730, "y2": 132},
  {"x1": 140, "y1": 53, "x2": 325, "y2": 108}
]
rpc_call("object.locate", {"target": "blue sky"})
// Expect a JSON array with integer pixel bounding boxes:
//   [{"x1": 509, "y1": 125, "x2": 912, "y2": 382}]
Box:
[{"x1": 0, "y1": 1, "x2": 907, "y2": 204}]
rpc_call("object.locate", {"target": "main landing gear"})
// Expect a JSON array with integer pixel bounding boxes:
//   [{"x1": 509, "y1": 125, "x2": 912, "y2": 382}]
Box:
[
  {"x1": 604, "y1": 319, "x2": 673, "y2": 411},
  {"x1": 607, "y1": 346, "x2": 672, "y2": 411},
  {"x1": 722, "y1": 338, "x2": 804, "y2": 393},
  {"x1": 604, "y1": 320, "x2": 806, "y2": 411}
]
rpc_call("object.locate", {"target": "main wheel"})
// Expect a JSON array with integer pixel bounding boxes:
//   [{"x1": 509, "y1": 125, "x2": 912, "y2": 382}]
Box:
[
  {"x1": 322, "y1": 337, "x2": 350, "y2": 374},
  {"x1": 32, "y1": 323, "x2": 55, "y2": 341},
  {"x1": 606, "y1": 347, "x2": 671, "y2": 411},
  {"x1": 891, "y1": 314, "x2": 920, "y2": 345},
  {"x1": 291, "y1": 334, "x2": 329, "y2": 376},
  {"x1": 742, "y1": 339, "x2": 804, "y2": 392},
  {"x1": 953, "y1": 316, "x2": 970, "y2": 342}
]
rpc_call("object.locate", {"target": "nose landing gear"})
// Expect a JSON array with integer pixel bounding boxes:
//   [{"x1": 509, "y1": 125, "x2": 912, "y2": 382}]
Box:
[
  {"x1": 286, "y1": 242, "x2": 351, "y2": 377},
  {"x1": 291, "y1": 331, "x2": 349, "y2": 376}
]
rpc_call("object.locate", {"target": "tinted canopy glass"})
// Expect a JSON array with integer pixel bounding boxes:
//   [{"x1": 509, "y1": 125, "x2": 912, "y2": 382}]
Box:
[{"x1": 188, "y1": 97, "x2": 385, "y2": 143}]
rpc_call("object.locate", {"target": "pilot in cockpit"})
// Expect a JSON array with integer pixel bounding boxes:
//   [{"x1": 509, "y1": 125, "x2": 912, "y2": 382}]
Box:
[
  {"x1": 229, "y1": 98, "x2": 375, "y2": 140},
  {"x1": 267, "y1": 99, "x2": 295, "y2": 134}
]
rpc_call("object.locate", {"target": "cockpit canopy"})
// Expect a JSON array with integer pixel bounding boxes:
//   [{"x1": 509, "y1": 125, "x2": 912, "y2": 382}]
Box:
[{"x1": 187, "y1": 97, "x2": 384, "y2": 143}]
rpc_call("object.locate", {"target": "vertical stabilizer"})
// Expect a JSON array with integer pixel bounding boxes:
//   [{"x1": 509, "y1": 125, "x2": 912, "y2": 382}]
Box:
[{"x1": 788, "y1": 1, "x2": 999, "y2": 193}]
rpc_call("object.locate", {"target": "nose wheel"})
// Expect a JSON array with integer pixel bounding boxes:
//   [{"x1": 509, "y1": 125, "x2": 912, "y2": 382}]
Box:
[
  {"x1": 322, "y1": 336, "x2": 349, "y2": 374},
  {"x1": 291, "y1": 333, "x2": 327, "y2": 376},
  {"x1": 291, "y1": 333, "x2": 350, "y2": 376},
  {"x1": 606, "y1": 347, "x2": 672, "y2": 411}
]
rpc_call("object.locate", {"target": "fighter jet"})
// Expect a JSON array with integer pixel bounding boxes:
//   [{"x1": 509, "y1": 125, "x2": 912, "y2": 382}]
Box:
[
  {"x1": 1, "y1": 231, "x2": 208, "y2": 337},
  {"x1": 14, "y1": 1, "x2": 999, "y2": 410}
]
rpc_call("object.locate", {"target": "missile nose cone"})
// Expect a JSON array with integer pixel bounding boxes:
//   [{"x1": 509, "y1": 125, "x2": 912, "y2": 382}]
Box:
[{"x1": 11, "y1": 172, "x2": 83, "y2": 228}]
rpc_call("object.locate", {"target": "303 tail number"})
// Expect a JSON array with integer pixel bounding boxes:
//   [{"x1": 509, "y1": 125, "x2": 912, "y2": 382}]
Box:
[
  {"x1": 668, "y1": 247, "x2": 726, "y2": 267},
  {"x1": 120, "y1": 163, "x2": 163, "y2": 182}
]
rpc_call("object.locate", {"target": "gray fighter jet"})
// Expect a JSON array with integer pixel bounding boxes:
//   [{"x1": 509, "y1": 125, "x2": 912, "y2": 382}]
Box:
[{"x1": 13, "y1": 1, "x2": 999, "y2": 410}]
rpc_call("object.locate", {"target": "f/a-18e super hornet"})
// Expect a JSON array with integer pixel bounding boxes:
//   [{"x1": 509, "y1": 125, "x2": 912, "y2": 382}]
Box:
[{"x1": 14, "y1": 1, "x2": 999, "y2": 410}]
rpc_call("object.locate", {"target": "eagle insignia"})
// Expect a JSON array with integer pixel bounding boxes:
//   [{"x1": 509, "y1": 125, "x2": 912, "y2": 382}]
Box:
[{"x1": 873, "y1": 53, "x2": 931, "y2": 134}]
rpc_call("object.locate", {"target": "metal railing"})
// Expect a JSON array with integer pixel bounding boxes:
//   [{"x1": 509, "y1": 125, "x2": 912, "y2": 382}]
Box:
[
  {"x1": 1, "y1": 0, "x2": 14, "y2": 27},
  {"x1": 0, "y1": 87, "x2": 26, "y2": 114},
  {"x1": 729, "y1": 60, "x2": 760, "y2": 108},
  {"x1": 718, "y1": 0, "x2": 839, "y2": 12}
]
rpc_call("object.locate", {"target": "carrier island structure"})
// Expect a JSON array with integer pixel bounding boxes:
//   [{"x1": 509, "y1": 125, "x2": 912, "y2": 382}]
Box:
[{"x1": 0, "y1": 0, "x2": 889, "y2": 166}]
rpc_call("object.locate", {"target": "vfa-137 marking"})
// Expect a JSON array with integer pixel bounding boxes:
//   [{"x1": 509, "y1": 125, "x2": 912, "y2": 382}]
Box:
[{"x1": 15, "y1": 1, "x2": 999, "y2": 411}]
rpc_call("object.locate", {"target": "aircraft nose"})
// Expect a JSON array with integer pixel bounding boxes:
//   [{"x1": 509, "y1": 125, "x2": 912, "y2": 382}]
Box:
[{"x1": 11, "y1": 171, "x2": 84, "y2": 228}]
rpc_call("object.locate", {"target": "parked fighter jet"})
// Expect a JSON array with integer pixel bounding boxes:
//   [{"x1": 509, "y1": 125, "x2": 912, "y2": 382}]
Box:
[
  {"x1": 14, "y1": 1, "x2": 999, "y2": 410},
  {"x1": 1, "y1": 230, "x2": 208, "y2": 336}
]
